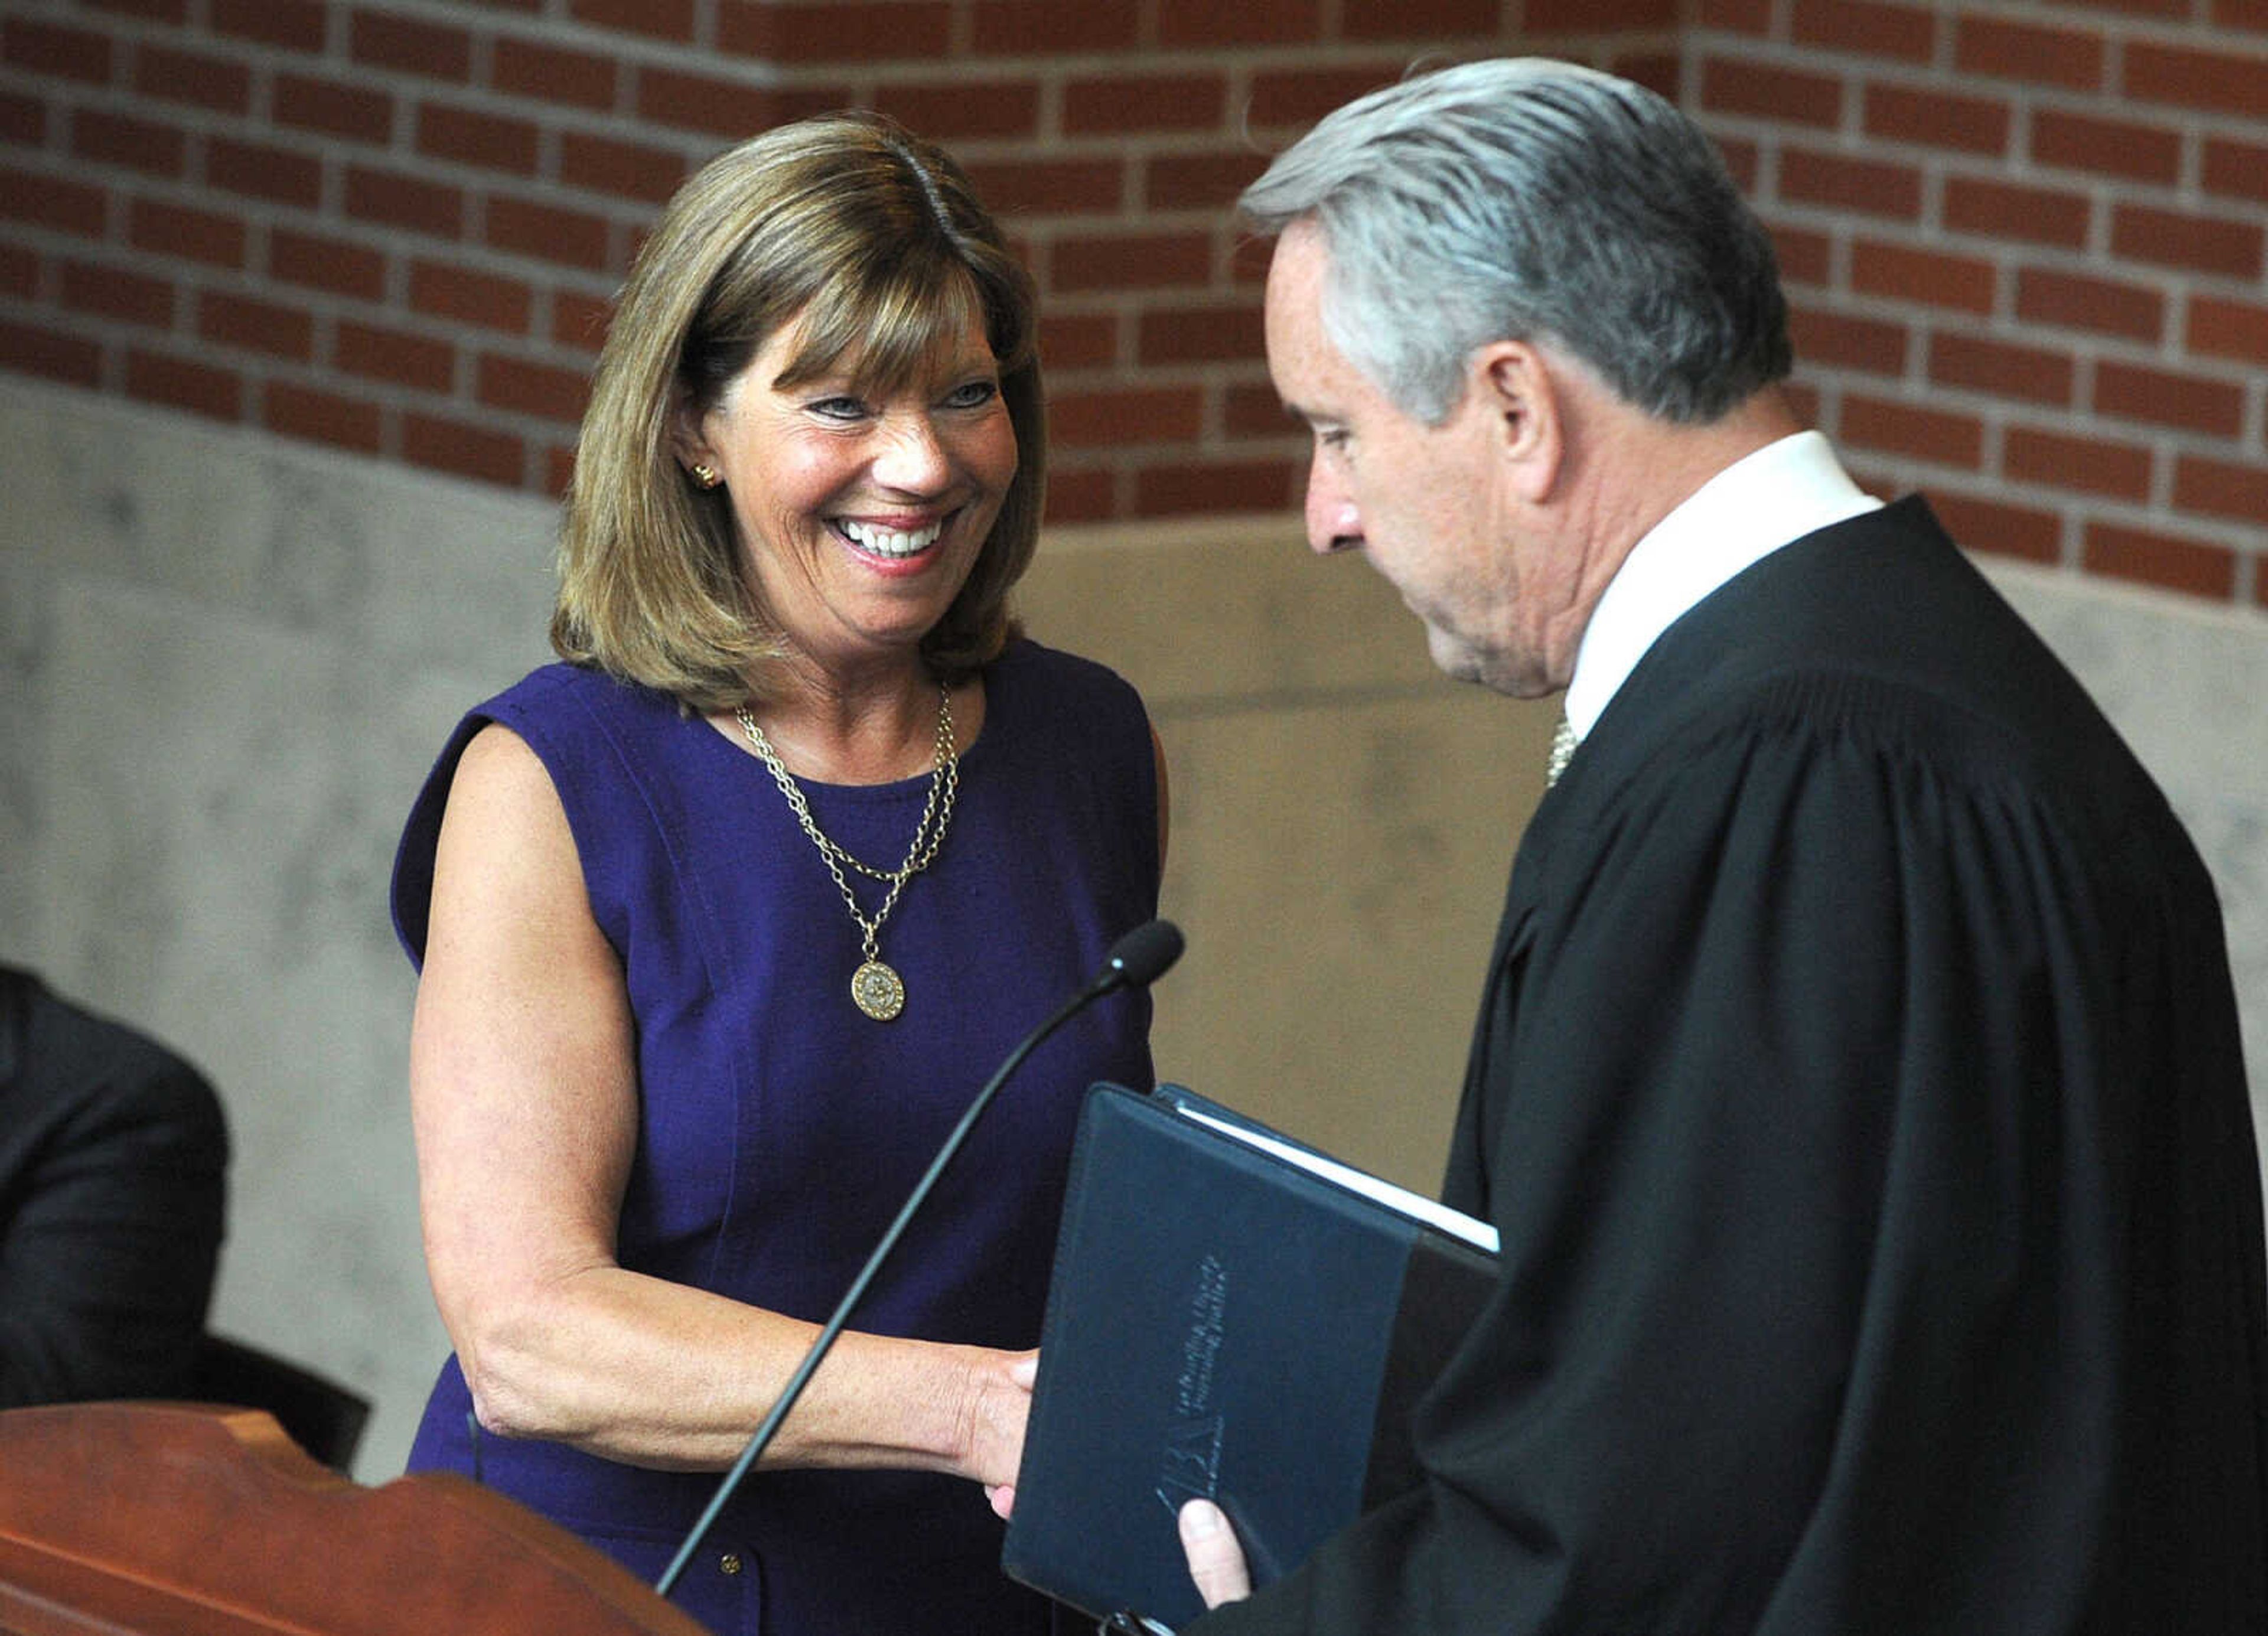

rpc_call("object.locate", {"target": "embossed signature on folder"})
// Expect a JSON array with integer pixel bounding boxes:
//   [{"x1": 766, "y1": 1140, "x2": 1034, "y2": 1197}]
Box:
[{"x1": 1154, "y1": 1253, "x2": 1229, "y2": 1517}]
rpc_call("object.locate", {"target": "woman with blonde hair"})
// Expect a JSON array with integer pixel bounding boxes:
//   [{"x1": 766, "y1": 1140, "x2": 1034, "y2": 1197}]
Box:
[{"x1": 392, "y1": 113, "x2": 1164, "y2": 1634}]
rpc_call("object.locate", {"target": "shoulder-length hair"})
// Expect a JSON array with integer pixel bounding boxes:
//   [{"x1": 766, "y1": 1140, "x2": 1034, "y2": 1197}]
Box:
[{"x1": 553, "y1": 112, "x2": 1044, "y2": 710}]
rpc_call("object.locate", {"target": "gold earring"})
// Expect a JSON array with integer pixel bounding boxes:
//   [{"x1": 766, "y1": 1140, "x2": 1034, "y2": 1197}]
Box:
[{"x1": 689, "y1": 462, "x2": 721, "y2": 489}]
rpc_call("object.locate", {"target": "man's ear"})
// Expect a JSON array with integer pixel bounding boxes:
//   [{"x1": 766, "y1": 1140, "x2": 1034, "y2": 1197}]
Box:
[{"x1": 1474, "y1": 340, "x2": 1562, "y2": 505}]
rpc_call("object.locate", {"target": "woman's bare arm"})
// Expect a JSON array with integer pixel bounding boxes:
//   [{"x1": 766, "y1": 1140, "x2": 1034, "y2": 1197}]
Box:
[{"x1": 409, "y1": 722, "x2": 1031, "y2": 1481}]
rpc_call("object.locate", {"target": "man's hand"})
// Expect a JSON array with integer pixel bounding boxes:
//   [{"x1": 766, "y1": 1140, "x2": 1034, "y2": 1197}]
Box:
[{"x1": 1179, "y1": 1499, "x2": 1253, "y2": 1608}]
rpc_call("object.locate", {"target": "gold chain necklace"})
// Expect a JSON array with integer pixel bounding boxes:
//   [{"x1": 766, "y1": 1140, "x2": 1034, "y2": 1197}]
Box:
[{"x1": 734, "y1": 685, "x2": 958, "y2": 1022}]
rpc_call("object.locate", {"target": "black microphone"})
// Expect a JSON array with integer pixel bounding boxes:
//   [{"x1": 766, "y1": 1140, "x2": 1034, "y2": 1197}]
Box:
[
  {"x1": 655, "y1": 918, "x2": 1185, "y2": 1598},
  {"x1": 1094, "y1": 916, "x2": 1184, "y2": 991}
]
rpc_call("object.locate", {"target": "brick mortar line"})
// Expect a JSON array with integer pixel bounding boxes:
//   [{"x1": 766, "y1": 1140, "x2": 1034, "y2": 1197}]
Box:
[
  {"x1": 10, "y1": 8, "x2": 1675, "y2": 93},
  {"x1": 5, "y1": 251, "x2": 618, "y2": 374},
  {"x1": 8, "y1": 236, "x2": 2240, "y2": 397},
  {"x1": 5, "y1": 62, "x2": 1775, "y2": 187},
  {"x1": 0, "y1": 300, "x2": 1282, "y2": 437},
  {"x1": 1818, "y1": 358, "x2": 2264, "y2": 453},
  {"x1": 0, "y1": 268, "x2": 609, "y2": 397},
  {"x1": 8, "y1": 154, "x2": 681, "y2": 259},
  {"x1": 1745, "y1": 193, "x2": 2266, "y2": 294},
  {"x1": 1802, "y1": 285, "x2": 2262, "y2": 376},
  {"x1": 1848, "y1": 455, "x2": 2262, "y2": 563}
]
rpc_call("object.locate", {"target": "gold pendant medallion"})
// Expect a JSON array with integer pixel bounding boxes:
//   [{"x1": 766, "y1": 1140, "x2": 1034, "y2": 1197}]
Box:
[{"x1": 852, "y1": 960, "x2": 905, "y2": 1022}]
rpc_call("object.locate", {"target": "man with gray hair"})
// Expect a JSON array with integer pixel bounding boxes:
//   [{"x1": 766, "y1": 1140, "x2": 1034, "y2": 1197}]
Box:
[{"x1": 1158, "y1": 56, "x2": 2266, "y2": 1634}]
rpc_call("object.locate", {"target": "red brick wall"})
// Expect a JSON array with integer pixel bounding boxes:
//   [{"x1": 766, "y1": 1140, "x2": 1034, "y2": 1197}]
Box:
[
  {"x1": 2, "y1": 2, "x2": 2261, "y2": 611},
  {"x1": 1695, "y1": 0, "x2": 2268, "y2": 608},
  {"x1": 0, "y1": 1, "x2": 1674, "y2": 513}
]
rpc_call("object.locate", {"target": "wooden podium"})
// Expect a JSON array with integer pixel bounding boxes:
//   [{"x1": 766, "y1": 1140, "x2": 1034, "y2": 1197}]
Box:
[{"x1": 0, "y1": 1402, "x2": 712, "y2": 1635}]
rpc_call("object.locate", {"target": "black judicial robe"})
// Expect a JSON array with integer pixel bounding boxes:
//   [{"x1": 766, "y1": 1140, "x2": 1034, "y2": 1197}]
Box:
[{"x1": 1197, "y1": 499, "x2": 2268, "y2": 1634}]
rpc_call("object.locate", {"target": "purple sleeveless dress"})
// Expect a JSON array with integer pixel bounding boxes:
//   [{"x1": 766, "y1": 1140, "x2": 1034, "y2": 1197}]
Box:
[{"x1": 390, "y1": 639, "x2": 1160, "y2": 1635}]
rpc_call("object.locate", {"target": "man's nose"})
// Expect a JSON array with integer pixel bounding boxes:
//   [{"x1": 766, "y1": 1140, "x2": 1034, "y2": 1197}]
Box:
[{"x1": 1305, "y1": 459, "x2": 1360, "y2": 555}]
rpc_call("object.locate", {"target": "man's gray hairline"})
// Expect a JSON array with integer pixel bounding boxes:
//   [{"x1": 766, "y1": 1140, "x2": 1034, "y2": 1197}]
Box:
[
  {"x1": 1259, "y1": 211, "x2": 1581, "y2": 432},
  {"x1": 1236, "y1": 60, "x2": 1647, "y2": 426},
  {"x1": 1239, "y1": 56, "x2": 1790, "y2": 429}
]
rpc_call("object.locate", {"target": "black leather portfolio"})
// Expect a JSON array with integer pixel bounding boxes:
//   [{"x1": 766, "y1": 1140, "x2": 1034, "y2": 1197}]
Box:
[{"x1": 1001, "y1": 1082, "x2": 1498, "y2": 1630}]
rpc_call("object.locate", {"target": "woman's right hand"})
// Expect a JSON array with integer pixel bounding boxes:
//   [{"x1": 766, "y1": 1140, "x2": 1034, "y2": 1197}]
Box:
[{"x1": 964, "y1": 1348, "x2": 1038, "y2": 1505}]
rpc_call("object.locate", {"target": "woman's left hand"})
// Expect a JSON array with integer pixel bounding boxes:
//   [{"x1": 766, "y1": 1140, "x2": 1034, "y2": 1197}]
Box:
[{"x1": 976, "y1": 1350, "x2": 1039, "y2": 1516}]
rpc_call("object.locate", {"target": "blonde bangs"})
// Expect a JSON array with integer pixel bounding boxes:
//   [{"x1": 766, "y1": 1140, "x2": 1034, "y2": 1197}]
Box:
[{"x1": 775, "y1": 252, "x2": 1029, "y2": 400}]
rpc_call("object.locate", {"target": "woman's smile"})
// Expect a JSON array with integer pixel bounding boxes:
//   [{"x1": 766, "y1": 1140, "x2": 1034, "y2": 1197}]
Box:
[{"x1": 835, "y1": 514, "x2": 945, "y2": 559}]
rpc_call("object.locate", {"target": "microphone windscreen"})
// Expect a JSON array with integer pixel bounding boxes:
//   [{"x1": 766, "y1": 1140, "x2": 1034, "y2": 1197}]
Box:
[{"x1": 1102, "y1": 919, "x2": 1185, "y2": 989}]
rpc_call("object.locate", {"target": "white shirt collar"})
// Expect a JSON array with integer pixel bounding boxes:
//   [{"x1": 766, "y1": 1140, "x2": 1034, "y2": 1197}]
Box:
[{"x1": 1562, "y1": 430, "x2": 1881, "y2": 739}]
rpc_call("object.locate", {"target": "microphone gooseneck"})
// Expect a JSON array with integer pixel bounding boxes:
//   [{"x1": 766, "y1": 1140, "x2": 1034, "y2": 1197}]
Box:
[{"x1": 654, "y1": 919, "x2": 1185, "y2": 1598}]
